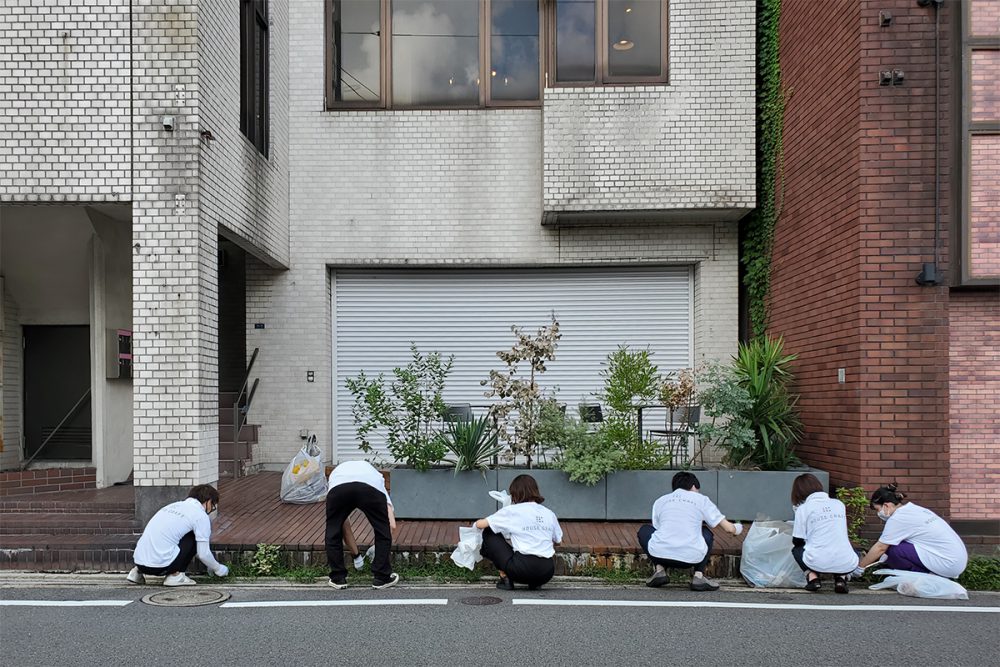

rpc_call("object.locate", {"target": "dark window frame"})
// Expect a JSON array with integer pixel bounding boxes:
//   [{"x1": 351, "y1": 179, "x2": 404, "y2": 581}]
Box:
[
  {"x1": 326, "y1": 0, "x2": 546, "y2": 110},
  {"x1": 241, "y1": 0, "x2": 270, "y2": 156},
  {"x1": 546, "y1": 0, "x2": 669, "y2": 88},
  {"x1": 955, "y1": 0, "x2": 999, "y2": 286},
  {"x1": 324, "y1": 0, "x2": 668, "y2": 110}
]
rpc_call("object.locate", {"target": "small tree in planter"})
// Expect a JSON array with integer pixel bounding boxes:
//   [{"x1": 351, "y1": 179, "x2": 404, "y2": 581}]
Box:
[
  {"x1": 599, "y1": 345, "x2": 666, "y2": 471},
  {"x1": 481, "y1": 315, "x2": 560, "y2": 468},
  {"x1": 695, "y1": 336, "x2": 803, "y2": 470},
  {"x1": 345, "y1": 343, "x2": 454, "y2": 471}
]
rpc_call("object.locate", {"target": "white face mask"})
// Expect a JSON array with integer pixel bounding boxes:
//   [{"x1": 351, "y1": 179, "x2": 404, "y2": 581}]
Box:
[{"x1": 877, "y1": 508, "x2": 890, "y2": 522}]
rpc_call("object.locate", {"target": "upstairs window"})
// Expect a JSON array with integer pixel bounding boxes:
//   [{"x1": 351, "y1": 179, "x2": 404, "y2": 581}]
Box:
[
  {"x1": 241, "y1": 0, "x2": 270, "y2": 156},
  {"x1": 551, "y1": 0, "x2": 668, "y2": 85}
]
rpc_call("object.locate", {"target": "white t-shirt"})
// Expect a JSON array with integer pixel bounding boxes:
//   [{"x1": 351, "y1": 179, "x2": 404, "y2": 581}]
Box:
[
  {"x1": 647, "y1": 489, "x2": 725, "y2": 564},
  {"x1": 328, "y1": 460, "x2": 392, "y2": 505},
  {"x1": 486, "y1": 502, "x2": 563, "y2": 558},
  {"x1": 792, "y1": 492, "x2": 859, "y2": 575},
  {"x1": 879, "y1": 503, "x2": 968, "y2": 578},
  {"x1": 134, "y1": 497, "x2": 213, "y2": 568}
]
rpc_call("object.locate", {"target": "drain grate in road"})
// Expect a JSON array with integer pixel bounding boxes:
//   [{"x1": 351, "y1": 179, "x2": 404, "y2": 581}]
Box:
[
  {"x1": 459, "y1": 596, "x2": 503, "y2": 606},
  {"x1": 141, "y1": 589, "x2": 231, "y2": 607}
]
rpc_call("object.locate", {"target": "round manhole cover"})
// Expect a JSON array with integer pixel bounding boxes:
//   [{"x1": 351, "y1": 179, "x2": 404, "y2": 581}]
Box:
[
  {"x1": 459, "y1": 596, "x2": 503, "y2": 606},
  {"x1": 141, "y1": 589, "x2": 231, "y2": 607}
]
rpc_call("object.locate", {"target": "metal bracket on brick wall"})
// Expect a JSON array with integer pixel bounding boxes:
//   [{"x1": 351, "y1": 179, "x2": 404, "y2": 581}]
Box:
[{"x1": 174, "y1": 193, "x2": 187, "y2": 215}]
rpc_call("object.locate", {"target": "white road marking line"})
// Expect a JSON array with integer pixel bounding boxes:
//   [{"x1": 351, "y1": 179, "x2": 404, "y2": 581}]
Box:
[
  {"x1": 512, "y1": 599, "x2": 1000, "y2": 613},
  {"x1": 221, "y1": 598, "x2": 449, "y2": 608},
  {"x1": 0, "y1": 600, "x2": 133, "y2": 607}
]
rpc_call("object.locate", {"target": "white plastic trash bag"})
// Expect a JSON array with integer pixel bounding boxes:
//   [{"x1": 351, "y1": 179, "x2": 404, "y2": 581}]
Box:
[
  {"x1": 451, "y1": 526, "x2": 484, "y2": 570},
  {"x1": 740, "y1": 520, "x2": 808, "y2": 588},
  {"x1": 868, "y1": 569, "x2": 969, "y2": 600},
  {"x1": 489, "y1": 490, "x2": 512, "y2": 508},
  {"x1": 279, "y1": 435, "x2": 327, "y2": 504}
]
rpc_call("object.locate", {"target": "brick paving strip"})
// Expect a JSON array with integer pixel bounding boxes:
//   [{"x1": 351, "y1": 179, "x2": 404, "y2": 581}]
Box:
[{"x1": 0, "y1": 472, "x2": 744, "y2": 575}]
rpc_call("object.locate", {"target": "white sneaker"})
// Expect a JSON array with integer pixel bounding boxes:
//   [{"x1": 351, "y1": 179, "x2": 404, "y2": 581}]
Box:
[
  {"x1": 353, "y1": 553, "x2": 365, "y2": 571},
  {"x1": 163, "y1": 573, "x2": 197, "y2": 587},
  {"x1": 126, "y1": 566, "x2": 145, "y2": 585}
]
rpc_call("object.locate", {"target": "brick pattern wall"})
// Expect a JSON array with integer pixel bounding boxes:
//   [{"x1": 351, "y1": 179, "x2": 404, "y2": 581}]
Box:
[
  {"x1": 543, "y1": 0, "x2": 755, "y2": 215},
  {"x1": 198, "y1": 0, "x2": 290, "y2": 268},
  {"x1": 0, "y1": 467, "x2": 97, "y2": 497},
  {"x1": 245, "y1": 0, "x2": 745, "y2": 466},
  {"x1": 775, "y1": 0, "x2": 960, "y2": 518},
  {"x1": 856, "y1": 0, "x2": 953, "y2": 515},
  {"x1": 968, "y1": 119, "x2": 1000, "y2": 281},
  {"x1": 130, "y1": 1, "x2": 217, "y2": 488},
  {"x1": 771, "y1": 0, "x2": 863, "y2": 482},
  {"x1": 0, "y1": 0, "x2": 131, "y2": 201},
  {"x1": 1, "y1": 292, "x2": 21, "y2": 469},
  {"x1": 949, "y1": 293, "x2": 1000, "y2": 519}
]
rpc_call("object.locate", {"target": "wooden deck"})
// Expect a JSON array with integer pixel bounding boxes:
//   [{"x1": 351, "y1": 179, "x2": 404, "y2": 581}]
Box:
[
  {"x1": 211, "y1": 472, "x2": 744, "y2": 555},
  {"x1": 0, "y1": 471, "x2": 745, "y2": 572}
]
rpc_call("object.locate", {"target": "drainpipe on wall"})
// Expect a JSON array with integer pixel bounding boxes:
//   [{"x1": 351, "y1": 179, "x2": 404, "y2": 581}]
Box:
[{"x1": 915, "y1": 0, "x2": 944, "y2": 286}]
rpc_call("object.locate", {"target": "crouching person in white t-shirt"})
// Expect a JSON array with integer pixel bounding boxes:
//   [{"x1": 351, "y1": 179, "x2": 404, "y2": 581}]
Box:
[
  {"x1": 790, "y1": 473, "x2": 859, "y2": 594},
  {"x1": 638, "y1": 472, "x2": 743, "y2": 592},
  {"x1": 856, "y1": 483, "x2": 968, "y2": 579},
  {"x1": 326, "y1": 460, "x2": 399, "y2": 590},
  {"x1": 127, "y1": 485, "x2": 228, "y2": 587},
  {"x1": 474, "y1": 474, "x2": 563, "y2": 591}
]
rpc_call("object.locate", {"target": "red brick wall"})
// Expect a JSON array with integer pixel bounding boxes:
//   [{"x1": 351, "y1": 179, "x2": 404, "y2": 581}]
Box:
[
  {"x1": 0, "y1": 468, "x2": 97, "y2": 496},
  {"x1": 772, "y1": 0, "x2": 863, "y2": 484},
  {"x1": 969, "y1": 133, "x2": 1000, "y2": 279},
  {"x1": 949, "y1": 293, "x2": 1000, "y2": 519},
  {"x1": 774, "y1": 0, "x2": 956, "y2": 517}
]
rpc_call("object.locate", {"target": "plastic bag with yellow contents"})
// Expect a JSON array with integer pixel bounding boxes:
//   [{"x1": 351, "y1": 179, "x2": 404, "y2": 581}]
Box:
[{"x1": 280, "y1": 435, "x2": 327, "y2": 504}]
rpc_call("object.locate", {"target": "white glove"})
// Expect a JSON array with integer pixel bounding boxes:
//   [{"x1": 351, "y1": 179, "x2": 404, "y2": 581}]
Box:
[
  {"x1": 851, "y1": 566, "x2": 864, "y2": 578},
  {"x1": 732, "y1": 521, "x2": 744, "y2": 536},
  {"x1": 214, "y1": 564, "x2": 229, "y2": 577}
]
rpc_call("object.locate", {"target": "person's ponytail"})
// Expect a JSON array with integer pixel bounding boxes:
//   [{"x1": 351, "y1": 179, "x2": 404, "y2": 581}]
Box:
[{"x1": 870, "y1": 482, "x2": 906, "y2": 508}]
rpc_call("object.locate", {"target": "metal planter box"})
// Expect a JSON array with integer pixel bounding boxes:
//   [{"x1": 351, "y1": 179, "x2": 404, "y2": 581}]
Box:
[
  {"x1": 498, "y1": 469, "x2": 606, "y2": 520},
  {"x1": 605, "y1": 470, "x2": 719, "y2": 521},
  {"x1": 389, "y1": 468, "x2": 499, "y2": 520},
  {"x1": 716, "y1": 468, "x2": 830, "y2": 521}
]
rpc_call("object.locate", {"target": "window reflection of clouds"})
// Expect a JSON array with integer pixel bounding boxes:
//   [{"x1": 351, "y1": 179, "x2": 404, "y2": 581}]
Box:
[
  {"x1": 555, "y1": 0, "x2": 596, "y2": 82},
  {"x1": 333, "y1": 0, "x2": 381, "y2": 102},
  {"x1": 491, "y1": 0, "x2": 539, "y2": 101},
  {"x1": 392, "y1": 0, "x2": 480, "y2": 106},
  {"x1": 608, "y1": 0, "x2": 661, "y2": 77}
]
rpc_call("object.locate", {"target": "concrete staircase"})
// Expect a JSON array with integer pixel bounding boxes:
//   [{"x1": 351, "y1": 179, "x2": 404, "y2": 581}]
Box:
[{"x1": 218, "y1": 391, "x2": 259, "y2": 480}]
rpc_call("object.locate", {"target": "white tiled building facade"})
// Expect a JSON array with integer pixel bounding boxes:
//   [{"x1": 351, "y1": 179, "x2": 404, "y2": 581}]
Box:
[{"x1": 1, "y1": 0, "x2": 753, "y2": 517}]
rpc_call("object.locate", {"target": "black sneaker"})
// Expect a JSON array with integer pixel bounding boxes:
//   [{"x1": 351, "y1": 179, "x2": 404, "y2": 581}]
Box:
[
  {"x1": 834, "y1": 576, "x2": 849, "y2": 594},
  {"x1": 805, "y1": 577, "x2": 822, "y2": 592},
  {"x1": 372, "y1": 573, "x2": 400, "y2": 590},
  {"x1": 328, "y1": 578, "x2": 348, "y2": 590},
  {"x1": 496, "y1": 576, "x2": 514, "y2": 591}
]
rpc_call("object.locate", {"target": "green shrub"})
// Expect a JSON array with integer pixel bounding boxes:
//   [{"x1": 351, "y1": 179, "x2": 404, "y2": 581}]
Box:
[
  {"x1": 443, "y1": 415, "x2": 503, "y2": 473},
  {"x1": 249, "y1": 543, "x2": 282, "y2": 577},
  {"x1": 835, "y1": 486, "x2": 870, "y2": 548},
  {"x1": 346, "y1": 343, "x2": 453, "y2": 471},
  {"x1": 958, "y1": 556, "x2": 1000, "y2": 592},
  {"x1": 697, "y1": 336, "x2": 802, "y2": 470}
]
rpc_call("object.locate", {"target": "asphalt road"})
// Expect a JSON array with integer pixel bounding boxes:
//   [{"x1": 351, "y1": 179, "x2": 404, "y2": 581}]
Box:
[{"x1": 2, "y1": 582, "x2": 998, "y2": 666}]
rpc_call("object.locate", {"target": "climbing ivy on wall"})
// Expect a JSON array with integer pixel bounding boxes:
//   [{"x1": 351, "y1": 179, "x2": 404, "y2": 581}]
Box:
[{"x1": 743, "y1": 0, "x2": 785, "y2": 339}]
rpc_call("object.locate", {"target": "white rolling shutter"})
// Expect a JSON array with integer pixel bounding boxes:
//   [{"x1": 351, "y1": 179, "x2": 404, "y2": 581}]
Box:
[{"x1": 332, "y1": 267, "x2": 692, "y2": 462}]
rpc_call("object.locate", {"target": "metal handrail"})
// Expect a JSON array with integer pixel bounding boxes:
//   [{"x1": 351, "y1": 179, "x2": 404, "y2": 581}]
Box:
[
  {"x1": 22, "y1": 388, "x2": 91, "y2": 470},
  {"x1": 231, "y1": 348, "x2": 260, "y2": 452}
]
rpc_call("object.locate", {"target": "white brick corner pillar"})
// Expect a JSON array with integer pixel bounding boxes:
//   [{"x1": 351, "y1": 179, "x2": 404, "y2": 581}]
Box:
[{"x1": 131, "y1": 1, "x2": 219, "y2": 522}]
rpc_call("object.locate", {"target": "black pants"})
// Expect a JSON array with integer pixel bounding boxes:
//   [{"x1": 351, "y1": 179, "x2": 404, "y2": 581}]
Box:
[
  {"x1": 326, "y1": 482, "x2": 392, "y2": 582},
  {"x1": 637, "y1": 524, "x2": 714, "y2": 573},
  {"x1": 480, "y1": 528, "x2": 555, "y2": 588},
  {"x1": 136, "y1": 531, "x2": 197, "y2": 576},
  {"x1": 791, "y1": 542, "x2": 852, "y2": 577}
]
